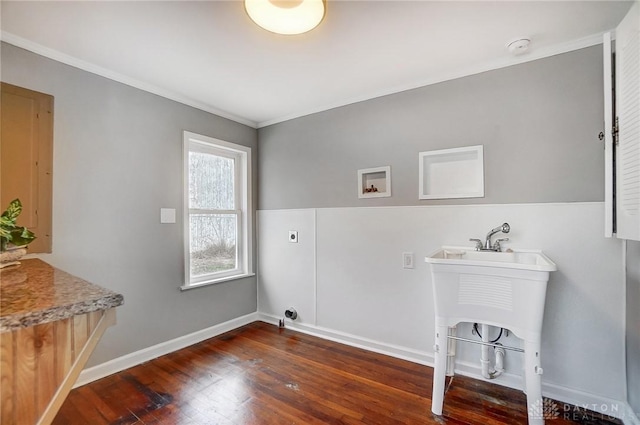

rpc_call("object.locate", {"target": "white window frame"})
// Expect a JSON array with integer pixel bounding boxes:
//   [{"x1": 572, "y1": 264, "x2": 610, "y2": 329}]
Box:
[{"x1": 182, "y1": 131, "x2": 253, "y2": 290}]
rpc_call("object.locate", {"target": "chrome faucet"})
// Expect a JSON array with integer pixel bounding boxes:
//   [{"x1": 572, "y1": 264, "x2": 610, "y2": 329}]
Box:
[{"x1": 470, "y1": 223, "x2": 510, "y2": 251}]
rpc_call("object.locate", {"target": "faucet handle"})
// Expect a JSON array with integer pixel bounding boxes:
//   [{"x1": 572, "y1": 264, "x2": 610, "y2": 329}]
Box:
[
  {"x1": 494, "y1": 238, "x2": 509, "y2": 251},
  {"x1": 469, "y1": 238, "x2": 483, "y2": 251}
]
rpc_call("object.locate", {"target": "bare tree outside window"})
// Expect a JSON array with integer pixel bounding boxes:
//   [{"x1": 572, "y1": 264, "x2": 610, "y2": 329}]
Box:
[{"x1": 188, "y1": 152, "x2": 238, "y2": 277}]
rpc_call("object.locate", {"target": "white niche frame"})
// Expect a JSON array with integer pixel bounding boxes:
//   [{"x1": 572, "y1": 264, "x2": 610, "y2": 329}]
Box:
[
  {"x1": 419, "y1": 145, "x2": 484, "y2": 200},
  {"x1": 358, "y1": 166, "x2": 391, "y2": 199}
]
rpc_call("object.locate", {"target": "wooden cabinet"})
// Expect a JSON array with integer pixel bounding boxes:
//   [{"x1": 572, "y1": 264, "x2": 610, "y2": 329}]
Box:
[{"x1": 1, "y1": 83, "x2": 53, "y2": 253}]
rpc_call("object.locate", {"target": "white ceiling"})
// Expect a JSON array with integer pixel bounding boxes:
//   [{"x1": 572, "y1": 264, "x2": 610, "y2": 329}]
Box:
[{"x1": 0, "y1": 1, "x2": 633, "y2": 128}]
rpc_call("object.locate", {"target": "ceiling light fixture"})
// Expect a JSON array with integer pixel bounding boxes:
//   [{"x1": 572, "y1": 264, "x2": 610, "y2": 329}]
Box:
[{"x1": 244, "y1": 0, "x2": 326, "y2": 35}]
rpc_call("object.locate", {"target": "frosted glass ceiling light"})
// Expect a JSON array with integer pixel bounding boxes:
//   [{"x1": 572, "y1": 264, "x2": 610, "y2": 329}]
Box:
[{"x1": 245, "y1": 0, "x2": 326, "y2": 35}]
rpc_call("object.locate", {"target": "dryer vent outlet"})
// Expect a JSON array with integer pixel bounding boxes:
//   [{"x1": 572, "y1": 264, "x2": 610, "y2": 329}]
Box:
[{"x1": 285, "y1": 308, "x2": 298, "y2": 320}]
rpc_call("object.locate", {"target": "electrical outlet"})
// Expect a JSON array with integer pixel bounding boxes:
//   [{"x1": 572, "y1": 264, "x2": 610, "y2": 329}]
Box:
[
  {"x1": 403, "y1": 252, "x2": 414, "y2": 269},
  {"x1": 288, "y1": 231, "x2": 298, "y2": 243}
]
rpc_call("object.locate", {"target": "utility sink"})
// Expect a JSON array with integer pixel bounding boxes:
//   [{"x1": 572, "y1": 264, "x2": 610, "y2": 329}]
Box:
[
  {"x1": 424, "y1": 246, "x2": 556, "y2": 339},
  {"x1": 426, "y1": 246, "x2": 557, "y2": 425},
  {"x1": 427, "y1": 246, "x2": 557, "y2": 272}
]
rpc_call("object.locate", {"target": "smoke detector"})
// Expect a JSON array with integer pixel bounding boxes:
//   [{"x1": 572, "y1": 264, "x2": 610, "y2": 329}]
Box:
[{"x1": 507, "y1": 37, "x2": 531, "y2": 55}]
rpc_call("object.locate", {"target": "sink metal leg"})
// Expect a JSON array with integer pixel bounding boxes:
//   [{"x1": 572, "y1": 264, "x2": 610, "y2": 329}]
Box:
[
  {"x1": 431, "y1": 324, "x2": 449, "y2": 415},
  {"x1": 524, "y1": 337, "x2": 545, "y2": 425}
]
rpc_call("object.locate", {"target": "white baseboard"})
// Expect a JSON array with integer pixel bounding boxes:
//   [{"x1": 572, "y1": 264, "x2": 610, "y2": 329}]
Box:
[
  {"x1": 257, "y1": 313, "x2": 433, "y2": 366},
  {"x1": 257, "y1": 313, "x2": 635, "y2": 424},
  {"x1": 75, "y1": 312, "x2": 259, "y2": 388}
]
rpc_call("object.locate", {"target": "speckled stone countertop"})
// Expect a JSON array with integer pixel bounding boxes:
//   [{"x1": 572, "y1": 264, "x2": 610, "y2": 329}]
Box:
[{"x1": 0, "y1": 259, "x2": 124, "y2": 333}]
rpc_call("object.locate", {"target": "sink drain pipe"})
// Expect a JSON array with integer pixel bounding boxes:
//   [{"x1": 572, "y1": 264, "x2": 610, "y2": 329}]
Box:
[
  {"x1": 481, "y1": 324, "x2": 505, "y2": 379},
  {"x1": 494, "y1": 344, "x2": 505, "y2": 376}
]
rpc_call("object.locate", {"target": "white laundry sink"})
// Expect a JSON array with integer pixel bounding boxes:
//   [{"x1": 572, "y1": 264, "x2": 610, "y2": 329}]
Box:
[
  {"x1": 425, "y1": 246, "x2": 556, "y2": 340},
  {"x1": 427, "y1": 247, "x2": 557, "y2": 272},
  {"x1": 425, "y1": 246, "x2": 557, "y2": 425}
]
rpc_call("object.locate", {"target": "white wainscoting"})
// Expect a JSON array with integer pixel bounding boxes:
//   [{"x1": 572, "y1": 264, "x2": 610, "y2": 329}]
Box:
[
  {"x1": 258, "y1": 202, "x2": 629, "y2": 420},
  {"x1": 257, "y1": 209, "x2": 317, "y2": 324}
]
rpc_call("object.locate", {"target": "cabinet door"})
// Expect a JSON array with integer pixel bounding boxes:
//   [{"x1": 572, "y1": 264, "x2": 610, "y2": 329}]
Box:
[
  {"x1": 0, "y1": 83, "x2": 53, "y2": 253},
  {"x1": 615, "y1": 1, "x2": 640, "y2": 241}
]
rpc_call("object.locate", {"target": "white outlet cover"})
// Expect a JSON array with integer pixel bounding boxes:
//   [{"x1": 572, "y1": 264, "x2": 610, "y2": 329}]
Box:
[
  {"x1": 403, "y1": 252, "x2": 414, "y2": 269},
  {"x1": 160, "y1": 208, "x2": 176, "y2": 224},
  {"x1": 288, "y1": 231, "x2": 298, "y2": 243}
]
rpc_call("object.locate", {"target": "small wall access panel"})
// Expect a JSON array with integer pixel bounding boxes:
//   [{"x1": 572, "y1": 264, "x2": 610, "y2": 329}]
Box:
[
  {"x1": 358, "y1": 166, "x2": 391, "y2": 199},
  {"x1": 419, "y1": 145, "x2": 484, "y2": 200}
]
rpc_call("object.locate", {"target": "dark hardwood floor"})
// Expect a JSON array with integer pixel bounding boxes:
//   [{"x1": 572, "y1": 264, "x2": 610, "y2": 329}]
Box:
[{"x1": 53, "y1": 322, "x2": 621, "y2": 425}]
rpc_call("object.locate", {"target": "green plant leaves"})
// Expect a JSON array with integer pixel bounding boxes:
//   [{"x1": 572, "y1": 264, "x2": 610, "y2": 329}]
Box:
[
  {"x1": 0, "y1": 198, "x2": 36, "y2": 251},
  {"x1": 1, "y1": 199, "x2": 23, "y2": 222},
  {"x1": 9, "y1": 227, "x2": 36, "y2": 246},
  {"x1": 0, "y1": 217, "x2": 14, "y2": 234}
]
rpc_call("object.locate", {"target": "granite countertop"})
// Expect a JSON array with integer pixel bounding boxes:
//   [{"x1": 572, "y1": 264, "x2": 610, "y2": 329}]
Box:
[{"x1": 0, "y1": 259, "x2": 124, "y2": 333}]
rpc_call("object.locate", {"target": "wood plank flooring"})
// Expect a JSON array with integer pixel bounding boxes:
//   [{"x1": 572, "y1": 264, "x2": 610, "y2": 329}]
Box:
[{"x1": 53, "y1": 322, "x2": 622, "y2": 425}]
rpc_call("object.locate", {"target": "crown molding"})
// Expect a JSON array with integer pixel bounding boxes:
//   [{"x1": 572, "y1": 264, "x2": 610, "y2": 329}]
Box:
[
  {"x1": 0, "y1": 31, "x2": 258, "y2": 129},
  {"x1": 0, "y1": 29, "x2": 609, "y2": 130}
]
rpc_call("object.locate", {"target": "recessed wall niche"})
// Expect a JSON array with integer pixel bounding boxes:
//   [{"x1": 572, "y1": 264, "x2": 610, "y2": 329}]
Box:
[
  {"x1": 419, "y1": 145, "x2": 484, "y2": 200},
  {"x1": 358, "y1": 166, "x2": 391, "y2": 199}
]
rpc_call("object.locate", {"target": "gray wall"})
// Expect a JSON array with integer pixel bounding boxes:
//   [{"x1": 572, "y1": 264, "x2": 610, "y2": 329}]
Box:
[
  {"x1": 258, "y1": 46, "x2": 604, "y2": 210},
  {"x1": 1, "y1": 42, "x2": 258, "y2": 366},
  {"x1": 628, "y1": 240, "x2": 640, "y2": 416}
]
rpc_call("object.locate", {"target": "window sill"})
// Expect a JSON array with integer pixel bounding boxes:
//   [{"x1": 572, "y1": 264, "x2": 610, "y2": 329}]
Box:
[{"x1": 180, "y1": 273, "x2": 256, "y2": 291}]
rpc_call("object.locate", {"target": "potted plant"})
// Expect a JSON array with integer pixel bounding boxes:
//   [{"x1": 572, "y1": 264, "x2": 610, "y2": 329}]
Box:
[{"x1": 0, "y1": 198, "x2": 36, "y2": 267}]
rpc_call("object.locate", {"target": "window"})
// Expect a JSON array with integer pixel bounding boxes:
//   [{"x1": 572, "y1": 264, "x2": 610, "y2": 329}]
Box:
[{"x1": 182, "y1": 131, "x2": 253, "y2": 289}]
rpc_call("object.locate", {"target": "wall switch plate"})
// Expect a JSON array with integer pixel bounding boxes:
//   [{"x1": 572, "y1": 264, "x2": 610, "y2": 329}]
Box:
[
  {"x1": 403, "y1": 252, "x2": 414, "y2": 269},
  {"x1": 160, "y1": 208, "x2": 176, "y2": 224},
  {"x1": 288, "y1": 231, "x2": 298, "y2": 243}
]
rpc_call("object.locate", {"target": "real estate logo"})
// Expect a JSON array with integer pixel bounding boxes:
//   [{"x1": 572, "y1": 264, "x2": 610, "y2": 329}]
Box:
[{"x1": 528, "y1": 398, "x2": 560, "y2": 420}]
